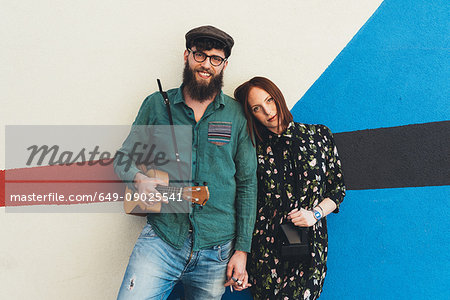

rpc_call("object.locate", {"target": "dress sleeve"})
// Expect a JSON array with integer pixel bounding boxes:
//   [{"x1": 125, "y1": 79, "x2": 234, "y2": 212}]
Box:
[{"x1": 320, "y1": 125, "x2": 346, "y2": 213}]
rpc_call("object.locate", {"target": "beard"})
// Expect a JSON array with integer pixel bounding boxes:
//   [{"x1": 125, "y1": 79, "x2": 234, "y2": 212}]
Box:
[{"x1": 182, "y1": 62, "x2": 224, "y2": 102}]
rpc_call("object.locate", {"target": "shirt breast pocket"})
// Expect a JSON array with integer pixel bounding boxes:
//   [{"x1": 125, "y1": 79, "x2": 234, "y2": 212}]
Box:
[{"x1": 208, "y1": 121, "x2": 232, "y2": 146}]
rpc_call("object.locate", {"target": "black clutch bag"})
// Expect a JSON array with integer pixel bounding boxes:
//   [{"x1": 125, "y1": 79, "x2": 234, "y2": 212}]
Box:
[{"x1": 280, "y1": 223, "x2": 311, "y2": 261}]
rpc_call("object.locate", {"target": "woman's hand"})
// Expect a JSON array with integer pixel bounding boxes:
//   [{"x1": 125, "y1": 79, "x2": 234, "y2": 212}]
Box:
[{"x1": 287, "y1": 208, "x2": 317, "y2": 227}]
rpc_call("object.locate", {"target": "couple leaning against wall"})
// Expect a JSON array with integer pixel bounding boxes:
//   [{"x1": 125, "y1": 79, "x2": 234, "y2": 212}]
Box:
[{"x1": 114, "y1": 25, "x2": 346, "y2": 300}]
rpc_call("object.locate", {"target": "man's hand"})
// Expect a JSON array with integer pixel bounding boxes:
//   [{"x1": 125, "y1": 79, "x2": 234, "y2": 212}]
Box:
[
  {"x1": 287, "y1": 208, "x2": 317, "y2": 227},
  {"x1": 224, "y1": 250, "x2": 251, "y2": 291},
  {"x1": 134, "y1": 172, "x2": 168, "y2": 206}
]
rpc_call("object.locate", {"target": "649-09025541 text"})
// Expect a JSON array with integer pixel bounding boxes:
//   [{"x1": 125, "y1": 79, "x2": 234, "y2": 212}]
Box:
[{"x1": 8, "y1": 192, "x2": 183, "y2": 203}]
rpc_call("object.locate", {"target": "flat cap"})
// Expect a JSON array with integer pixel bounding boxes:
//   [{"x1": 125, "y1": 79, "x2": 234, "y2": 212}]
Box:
[{"x1": 185, "y1": 25, "x2": 234, "y2": 57}]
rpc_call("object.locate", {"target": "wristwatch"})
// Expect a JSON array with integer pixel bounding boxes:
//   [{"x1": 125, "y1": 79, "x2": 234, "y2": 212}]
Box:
[{"x1": 312, "y1": 208, "x2": 322, "y2": 221}]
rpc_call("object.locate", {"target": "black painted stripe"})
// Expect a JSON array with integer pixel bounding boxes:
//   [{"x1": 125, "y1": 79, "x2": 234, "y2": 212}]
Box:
[{"x1": 334, "y1": 121, "x2": 450, "y2": 190}]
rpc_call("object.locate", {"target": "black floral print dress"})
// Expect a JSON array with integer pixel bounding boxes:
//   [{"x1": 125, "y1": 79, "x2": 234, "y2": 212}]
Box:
[{"x1": 248, "y1": 122, "x2": 346, "y2": 300}]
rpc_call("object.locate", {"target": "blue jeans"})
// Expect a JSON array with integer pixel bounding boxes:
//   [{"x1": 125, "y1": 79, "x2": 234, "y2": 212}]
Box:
[{"x1": 117, "y1": 223, "x2": 233, "y2": 300}]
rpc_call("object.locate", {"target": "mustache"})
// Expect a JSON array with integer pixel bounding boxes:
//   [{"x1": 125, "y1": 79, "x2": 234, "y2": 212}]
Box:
[{"x1": 196, "y1": 67, "x2": 213, "y2": 75}]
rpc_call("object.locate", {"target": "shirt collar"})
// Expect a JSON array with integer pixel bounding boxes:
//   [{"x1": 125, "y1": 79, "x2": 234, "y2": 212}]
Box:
[
  {"x1": 262, "y1": 121, "x2": 295, "y2": 140},
  {"x1": 173, "y1": 86, "x2": 185, "y2": 105},
  {"x1": 278, "y1": 121, "x2": 295, "y2": 138},
  {"x1": 213, "y1": 90, "x2": 225, "y2": 109}
]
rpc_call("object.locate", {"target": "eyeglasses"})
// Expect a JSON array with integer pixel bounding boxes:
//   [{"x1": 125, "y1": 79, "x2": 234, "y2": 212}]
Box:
[{"x1": 187, "y1": 48, "x2": 227, "y2": 67}]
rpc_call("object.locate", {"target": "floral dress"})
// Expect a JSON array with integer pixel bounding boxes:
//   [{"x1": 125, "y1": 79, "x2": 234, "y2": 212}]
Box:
[{"x1": 248, "y1": 122, "x2": 346, "y2": 300}]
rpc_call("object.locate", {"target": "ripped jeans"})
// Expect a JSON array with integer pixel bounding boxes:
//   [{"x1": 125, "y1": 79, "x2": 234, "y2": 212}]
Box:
[{"x1": 117, "y1": 223, "x2": 233, "y2": 300}]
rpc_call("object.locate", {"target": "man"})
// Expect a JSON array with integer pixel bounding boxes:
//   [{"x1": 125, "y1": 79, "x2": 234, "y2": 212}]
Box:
[{"x1": 114, "y1": 25, "x2": 257, "y2": 299}]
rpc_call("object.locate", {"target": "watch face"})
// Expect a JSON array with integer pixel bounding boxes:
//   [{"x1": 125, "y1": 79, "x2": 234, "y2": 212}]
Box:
[{"x1": 314, "y1": 210, "x2": 322, "y2": 219}]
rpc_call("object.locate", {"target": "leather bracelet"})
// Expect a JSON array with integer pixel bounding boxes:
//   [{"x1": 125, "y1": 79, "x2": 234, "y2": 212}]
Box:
[{"x1": 317, "y1": 204, "x2": 324, "y2": 216}]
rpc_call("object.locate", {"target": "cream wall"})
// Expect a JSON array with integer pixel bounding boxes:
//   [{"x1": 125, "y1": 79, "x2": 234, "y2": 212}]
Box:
[{"x1": 1, "y1": 1, "x2": 382, "y2": 299}]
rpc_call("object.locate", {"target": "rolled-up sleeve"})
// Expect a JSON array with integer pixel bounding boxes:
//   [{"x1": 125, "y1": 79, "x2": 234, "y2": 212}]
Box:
[
  {"x1": 233, "y1": 119, "x2": 257, "y2": 252},
  {"x1": 113, "y1": 96, "x2": 153, "y2": 190}
]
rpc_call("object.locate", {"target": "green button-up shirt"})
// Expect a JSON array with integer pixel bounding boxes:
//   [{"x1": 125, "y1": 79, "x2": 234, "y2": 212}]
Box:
[{"x1": 114, "y1": 86, "x2": 257, "y2": 252}]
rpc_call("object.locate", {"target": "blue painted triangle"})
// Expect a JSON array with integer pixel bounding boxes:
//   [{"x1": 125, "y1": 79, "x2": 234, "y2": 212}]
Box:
[{"x1": 291, "y1": 0, "x2": 450, "y2": 133}]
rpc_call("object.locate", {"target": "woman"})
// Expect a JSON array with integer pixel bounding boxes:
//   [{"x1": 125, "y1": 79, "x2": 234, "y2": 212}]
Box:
[{"x1": 234, "y1": 77, "x2": 346, "y2": 300}]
